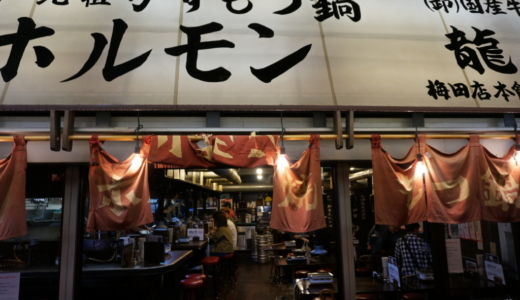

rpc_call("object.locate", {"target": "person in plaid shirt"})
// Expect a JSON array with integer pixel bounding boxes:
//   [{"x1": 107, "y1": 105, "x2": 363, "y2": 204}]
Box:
[{"x1": 395, "y1": 223, "x2": 432, "y2": 276}]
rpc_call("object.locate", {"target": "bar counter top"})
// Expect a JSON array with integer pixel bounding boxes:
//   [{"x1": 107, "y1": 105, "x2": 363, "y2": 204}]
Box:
[{"x1": 0, "y1": 250, "x2": 193, "y2": 278}]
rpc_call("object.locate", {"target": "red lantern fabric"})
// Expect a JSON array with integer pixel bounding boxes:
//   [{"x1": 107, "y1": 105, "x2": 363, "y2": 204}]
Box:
[
  {"x1": 0, "y1": 137, "x2": 27, "y2": 240},
  {"x1": 210, "y1": 135, "x2": 279, "y2": 167},
  {"x1": 270, "y1": 135, "x2": 326, "y2": 233},
  {"x1": 86, "y1": 136, "x2": 153, "y2": 231}
]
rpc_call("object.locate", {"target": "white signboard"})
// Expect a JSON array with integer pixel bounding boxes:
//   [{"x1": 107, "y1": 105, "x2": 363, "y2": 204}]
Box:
[
  {"x1": 187, "y1": 228, "x2": 204, "y2": 241},
  {"x1": 484, "y1": 260, "x2": 506, "y2": 285},
  {"x1": 0, "y1": 273, "x2": 20, "y2": 300},
  {"x1": 445, "y1": 239, "x2": 464, "y2": 273},
  {"x1": 388, "y1": 256, "x2": 401, "y2": 287},
  {"x1": 0, "y1": 0, "x2": 519, "y2": 111}
]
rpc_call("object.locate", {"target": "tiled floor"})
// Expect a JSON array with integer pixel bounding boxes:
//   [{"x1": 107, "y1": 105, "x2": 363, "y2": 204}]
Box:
[{"x1": 218, "y1": 252, "x2": 294, "y2": 300}]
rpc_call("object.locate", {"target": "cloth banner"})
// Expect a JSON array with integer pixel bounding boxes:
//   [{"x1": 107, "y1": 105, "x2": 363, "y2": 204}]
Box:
[
  {"x1": 270, "y1": 135, "x2": 326, "y2": 233},
  {"x1": 372, "y1": 135, "x2": 520, "y2": 224},
  {"x1": 371, "y1": 134, "x2": 426, "y2": 226},
  {"x1": 0, "y1": 137, "x2": 27, "y2": 240},
  {"x1": 209, "y1": 135, "x2": 279, "y2": 167},
  {"x1": 478, "y1": 136, "x2": 520, "y2": 223},
  {"x1": 424, "y1": 135, "x2": 482, "y2": 223},
  {"x1": 147, "y1": 135, "x2": 214, "y2": 168},
  {"x1": 86, "y1": 136, "x2": 153, "y2": 231}
]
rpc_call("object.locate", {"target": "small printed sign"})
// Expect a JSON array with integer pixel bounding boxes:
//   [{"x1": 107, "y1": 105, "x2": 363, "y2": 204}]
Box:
[
  {"x1": 388, "y1": 256, "x2": 401, "y2": 287},
  {"x1": 187, "y1": 228, "x2": 205, "y2": 241},
  {"x1": 0, "y1": 273, "x2": 20, "y2": 300}
]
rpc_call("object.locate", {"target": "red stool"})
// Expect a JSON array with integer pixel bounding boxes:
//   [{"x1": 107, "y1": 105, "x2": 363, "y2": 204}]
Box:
[
  {"x1": 403, "y1": 293, "x2": 425, "y2": 300},
  {"x1": 201, "y1": 257, "x2": 220, "y2": 299},
  {"x1": 180, "y1": 278, "x2": 204, "y2": 300},
  {"x1": 355, "y1": 267, "x2": 372, "y2": 277},
  {"x1": 185, "y1": 273, "x2": 207, "y2": 283},
  {"x1": 356, "y1": 294, "x2": 374, "y2": 300},
  {"x1": 317, "y1": 268, "x2": 333, "y2": 273},
  {"x1": 220, "y1": 253, "x2": 236, "y2": 288},
  {"x1": 295, "y1": 270, "x2": 311, "y2": 279}
]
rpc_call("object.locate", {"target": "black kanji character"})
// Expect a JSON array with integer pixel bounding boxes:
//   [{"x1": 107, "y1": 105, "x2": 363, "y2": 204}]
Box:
[
  {"x1": 82, "y1": 0, "x2": 111, "y2": 7},
  {"x1": 424, "y1": 0, "x2": 460, "y2": 13},
  {"x1": 223, "y1": 0, "x2": 253, "y2": 14},
  {"x1": 445, "y1": 26, "x2": 517, "y2": 74},
  {"x1": 426, "y1": 80, "x2": 451, "y2": 100},
  {"x1": 274, "y1": 0, "x2": 301, "y2": 15},
  {"x1": 62, "y1": 19, "x2": 152, "y2": 82},
  {"x1": 183, "y1": 0, "x2": 200, "y2": 12},
  {"x1": 511, "y1": 81, "x2": 520, "y2": 99},
  {"x1": 130, "y1": 0, "x2": 150, "y2": 12},
  {"x1": 493, "y1": 81, "x2": 515, "y2": 101},
  {"x1": 36, "y1": 0, "x2": 69, "y2": 5},
  {"x1": 472, "y1": 27, "x2": 517, "y2": 74},
  {"x1": 248, "y1": 24, "x2": 274, "y2": 38},
  {"x1": 251, "y1": 45, "x2": 311, "y2": 83},
  {"x1": 165, "y1": 22, "x2": 235, "y2": 82},
  {"x1": 449, "y1": 83, "x2": 470, "y2": 97},
  {"x1": 333, "y1": 0, "x2": 361, "y2": 21},
  {"x1": 471, "y1": 81, "x2": 492, "y2": 100},
  {"x1": 445, "y1": 26, "x2": 485, "y2": 74},
  {"x1": 484, "y1": 0, "x2": 506, "y2": 14},
  {"x1": 313, "y1": 0, "x2": 334, "y2": 22},
  {"x1": 460, "y1": 0, "x2": 485, "y2": 13},
  {"x1": 507, "y1": 0, "x2": 520, "y2": 15},
  {"x1": 0, "y1": 17, "x2": 55, "y2": 82}
]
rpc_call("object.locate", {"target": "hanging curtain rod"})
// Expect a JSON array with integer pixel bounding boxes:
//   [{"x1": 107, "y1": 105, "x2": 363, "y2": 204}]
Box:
[{"x1": 0, "y1": 134, "x2": 516, "y2": 142}]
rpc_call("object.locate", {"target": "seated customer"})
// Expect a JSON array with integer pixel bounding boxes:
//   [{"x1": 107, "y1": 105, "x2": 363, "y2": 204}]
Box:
[
  {"x1": 208, "y1": 212, "x2": 234, "y2": 257},
  {"x1": 395, "y1": 223, "x2": 431, "y2": 276}
]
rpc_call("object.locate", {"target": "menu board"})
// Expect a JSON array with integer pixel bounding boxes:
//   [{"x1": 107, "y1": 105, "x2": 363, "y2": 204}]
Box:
[{"x1": 445, "y1": 239, "x2": 464, "y2": 273}]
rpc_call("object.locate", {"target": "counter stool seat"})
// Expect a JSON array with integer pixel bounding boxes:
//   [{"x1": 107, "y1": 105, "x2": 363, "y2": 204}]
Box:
[
  {"x1": 185, "y1": 274, "x2": 207, "y2": 282},
  {"x1": 180, "y1": 278, "x2": 204, "y2": 289},
  {"x1": 356, "y1": 294, "x2": 374, "y2": 300},
  {"x1": 355, "y1": 267, "x2": 372, "y2": 277},
  {"x1": 403, "y1": 293, "x2": 425, "y2": 300},
  {"x1": 317, "y1": 268, "x2": 333, "y2": 273},
  {"x1": 180, "y1": 278, "x2": 204, "y2": 300},
  {"x1": 201, "y1": 258, "x2": 219, "y2": 266},
  {"x1": 295, "y1": 270, "x2": 311, "y2": 279}
]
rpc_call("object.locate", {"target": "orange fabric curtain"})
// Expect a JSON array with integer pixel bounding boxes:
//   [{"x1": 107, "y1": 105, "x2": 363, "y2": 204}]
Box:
[
  {"x1": 86, "y1": 136, "x2": 153, "y2": 231},
  {"x1": 0, "y1": 136, "x2": 27, "y2": 240},
  {"x1": 270, "y1": 135, "x2": 326, "y2": 233},
  {"x1": 372, "y1": 134, "x2": 520, "y2": 225}
]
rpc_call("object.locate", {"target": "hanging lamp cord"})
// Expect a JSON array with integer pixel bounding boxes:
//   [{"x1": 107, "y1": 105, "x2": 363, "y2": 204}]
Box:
[{"x1": 134, "y1": 111, "x2": 143, "y2": 151}]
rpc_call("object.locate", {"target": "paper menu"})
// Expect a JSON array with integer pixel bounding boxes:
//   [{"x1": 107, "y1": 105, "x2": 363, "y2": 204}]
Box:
[
  {"x1": 445, "y1": 239, "x2": 464, "y2": 273},
  {"x1": 0, "y1": 273, "x2": 20, "y2": 300}
]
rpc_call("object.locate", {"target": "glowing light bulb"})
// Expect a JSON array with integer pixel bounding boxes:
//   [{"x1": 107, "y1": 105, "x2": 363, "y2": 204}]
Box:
[
  {"x1": 256, "y1": 168, "x2": 263, "y2": 174},
  {"x1": 276, "y1": 154, "x2": 289, "y2": 169},
  {"x1": 416, "y1": 160, "x2": 426, "y2": 175},
  {"x1": 416, "y1": 153, "x2": 426, "y2": 175},
  {"x1": 257, "y1": 175, "x2": 263, "y2": 180},
  {"x1": 515, "y1": 150, "x2": 520, "y2": 161},
  {"x1": 132, "y1": 153, "x2": 142, "y2": 166}
]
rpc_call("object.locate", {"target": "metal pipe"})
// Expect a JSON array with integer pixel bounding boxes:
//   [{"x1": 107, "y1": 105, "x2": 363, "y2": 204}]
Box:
[
  {"x1": 212, "y1": 169, "x2": 242, "y2": 185},
  {"x1": 221, "y1": 185, "x2": 273, "y2": 192},
  {"x1": 348, "y1": 169, "x2": 373, "y2": 181},
  {"x1": 0, "y1": 133, "x2": 516, "y2": 142}
]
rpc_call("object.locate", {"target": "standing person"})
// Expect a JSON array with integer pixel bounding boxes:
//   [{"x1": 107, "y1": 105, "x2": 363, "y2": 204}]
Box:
[
  {"x1": 221, "y1": 207, "x2": 237, "y2": 250},
  {"x1": 208, "y1": 212, "x2": 233, "y2": 257},
  {"x1": 222, "y1": 202, "x2": 236, "y2": 220},
  {"x1": 395, "y1": 223, "x2": 432, "y2": 276},
  {"x1": 380, "y1": 225, "x2": 401, "y2": 257}
]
